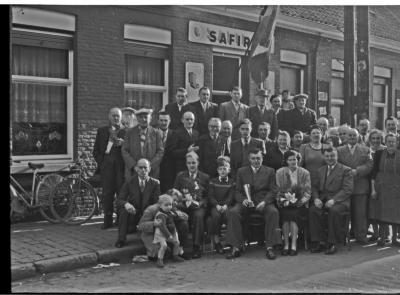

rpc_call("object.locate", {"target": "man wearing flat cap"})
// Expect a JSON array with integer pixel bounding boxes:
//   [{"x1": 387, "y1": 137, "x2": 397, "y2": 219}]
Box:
[
  {"x1": 248, "y1": 89, "x2": 278, "y2": 140},
  {"x1": 122, "y1": 108, "x2": 164, "y2": 181},
  {"x1": 287, "y1": 94, "x2": 317, "y2": 137}
]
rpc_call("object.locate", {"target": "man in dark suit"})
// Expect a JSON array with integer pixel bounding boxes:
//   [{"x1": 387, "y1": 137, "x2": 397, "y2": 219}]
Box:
[
  {"x1": 225, "y1": 148, "x2": 281, "y2": 260},
  {"x1": 248, "y1": 89, "x2": 278, "y2": 140},
  {"x1": 197, "y1": 117, "x2": 222, "y2": 178},
  {"x1": 357, "y1": 119, "x2": 370, "y2": 145},
  {"x1": 337, "y1": 128, "x2": 373, "y2": 244},
  {"x1": 230, "y1": 119, "x2": 265, "y2": 177},
  {"x1": 187, "y1": 86, "x2": 218, "y2": 135},
  {"x1": 218, "y1": 86, "x2": 249, "y2": 140},
  {"x1": 219, "y1": 120, "x2": 233, "y2": 157},
  {"x1": 93, "y1": 107, "x2": 125, "y2": 229},
  {"x1": 270, "y1": 94, "x2": 290, "y2": 134},
  {"x1": 309, "y1": 147, "x2": 354, "y2": 255},
  {"x1": 170, "y1": 111, "x2": 200, "y2": 178},
  {"x1": 115, "y1": 158, "x2": 161, "y2": 248},
  {"x1": 165, "y1": 87, "x2": 189, "y2": 130},
  {"x1": 157, "y1": 111, "x2": 175, "y2": 193},
  {"x1": 287, "y1": 94, "x2": 317, "y2": 137},
  {"x1": 121, "y1": 108, "x2": 164, "y2": 180}
]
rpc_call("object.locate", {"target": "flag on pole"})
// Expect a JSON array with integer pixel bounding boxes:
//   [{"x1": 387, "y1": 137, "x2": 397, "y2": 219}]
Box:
[{"x1": 246, "y1": 6, "x2": 279, "y2": 85}]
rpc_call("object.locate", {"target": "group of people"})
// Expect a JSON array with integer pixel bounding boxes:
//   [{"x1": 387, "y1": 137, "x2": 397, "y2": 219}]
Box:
[{"x1": 93, "y1": 85, "x2": 400, "y2": 268}]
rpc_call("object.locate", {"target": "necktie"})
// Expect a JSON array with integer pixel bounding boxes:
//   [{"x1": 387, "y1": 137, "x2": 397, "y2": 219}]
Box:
[
  {"x1": 162, "y1": 130, "x2": 167, "y2": 144},
  {"x1": 327, "y1": 166, "x2": 333, "y2": 177},
  {"x1": 190, "y1": 173, "x2": 196, "y2": 180},
  {"x1": 140, "y1": 179, "x2": 145, "y2": 192},
  {"x1": 362, "y1": 135, "x2": 365, "y2": 143}
]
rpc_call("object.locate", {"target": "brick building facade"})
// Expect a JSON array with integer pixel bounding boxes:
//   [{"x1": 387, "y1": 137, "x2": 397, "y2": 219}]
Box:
[{"x1": 10, "y1": 5, "x2": 400, "y2": 177}]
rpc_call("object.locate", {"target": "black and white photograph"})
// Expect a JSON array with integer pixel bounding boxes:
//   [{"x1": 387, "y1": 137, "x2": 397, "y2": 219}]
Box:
[{"x1": 9, "y1": 2, "x2": 400, "y2": 293}]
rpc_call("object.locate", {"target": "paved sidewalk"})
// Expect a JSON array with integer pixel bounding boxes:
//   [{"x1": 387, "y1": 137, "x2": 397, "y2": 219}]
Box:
[{"x1": 11, "y1": 216, "x2": 145, "y2": 281}]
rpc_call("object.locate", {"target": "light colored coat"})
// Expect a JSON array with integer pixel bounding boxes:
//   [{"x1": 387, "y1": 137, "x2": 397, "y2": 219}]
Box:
[
  {"x1": 337, "y1": 144, "x2": 373, "y2": 194},
  {"x1": 122, "y1": 125, "x2": 164, "y2": 179},
  {"x1": 218, "y1": 100, "x2": 248, "y2": 140},
  {"x1": 276, "y1": 166, "x2": 311, "y2": 203}
]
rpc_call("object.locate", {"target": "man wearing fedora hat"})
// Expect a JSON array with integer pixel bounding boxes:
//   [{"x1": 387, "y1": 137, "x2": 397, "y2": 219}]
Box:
[
  {"x1": 122, "y1": 108, "x2": 164, "y2": 181},
  {"x1": 248, "y1": 89, "x2": 278, "y2": 140},
  {"x1": 287, "y1": 94, "x2": 317, "y2": 137}
]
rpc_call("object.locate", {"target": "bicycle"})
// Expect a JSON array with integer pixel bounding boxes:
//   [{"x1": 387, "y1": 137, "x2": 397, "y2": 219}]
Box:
[
  {"x1": 10, "y1": 161, "x2": 67, "y2": 223},
  {"x1": 50, "y1": 160, "x2": 99, "y2": 225}
]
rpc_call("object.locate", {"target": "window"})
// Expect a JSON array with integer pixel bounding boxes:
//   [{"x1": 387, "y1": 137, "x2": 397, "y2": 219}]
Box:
[
  {"x1": 11, "y1": 32, "x2": 73, "y2": 160},
  {"x1": 280, "y1": 50, "x2": 307, "y2": 95},
  {"x1": 331, "y1": 71, "x2": 345, "y2": 125},
  {"x1": 212, "y1": 53, "x2": 241, "y2": 105},
  {"x1": 124, "y1": 54, "x2": 168, "y2": 124},
  {"x1": 372, "y1": 77, "x2": 389, "y2": 130}
]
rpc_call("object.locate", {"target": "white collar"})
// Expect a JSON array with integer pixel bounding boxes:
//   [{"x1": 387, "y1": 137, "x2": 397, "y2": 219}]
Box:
[{"x1": 251, "y1": 166, "x2": 260, "y2": 173}]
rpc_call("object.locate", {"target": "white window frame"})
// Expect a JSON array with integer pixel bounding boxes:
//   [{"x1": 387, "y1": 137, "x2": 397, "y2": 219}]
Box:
[
  {"x1": 11, "y1": 39, "x2": 74, "y2": 165},
  {"x1": 123, "y1": 58, "x2": 169, "y2": 108},
  {"x1": 212, "y1": 51, "x2": 242, "y2": 97},
  {"x1": 280, "y1": 63, "x2": 305, "y2": 94},
  {"x1": 372, "y1": 77, "x2": 388, "y2": 129}
]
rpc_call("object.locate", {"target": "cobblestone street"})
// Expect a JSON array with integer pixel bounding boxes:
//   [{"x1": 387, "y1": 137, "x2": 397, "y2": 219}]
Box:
[{"x1": 12, "y1": 242, "x2": 400, "y2": 293}]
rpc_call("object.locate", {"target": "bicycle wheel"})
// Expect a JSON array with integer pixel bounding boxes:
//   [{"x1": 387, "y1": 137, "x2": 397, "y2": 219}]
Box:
[
  {"x1": 36, "y1": 173, "x2": 65, "y2": 223},
  {"x1": 53, "y1": 178, "x2": 98, "y2": 225},
  {"x1": 49, "y1": 179, "x2": 74, "y2": 222}
]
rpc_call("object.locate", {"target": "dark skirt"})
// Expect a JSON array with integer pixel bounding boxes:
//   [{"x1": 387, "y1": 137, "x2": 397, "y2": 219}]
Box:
[{"x1": 279, "y1": 206, "x2": 308, "y2": 225}]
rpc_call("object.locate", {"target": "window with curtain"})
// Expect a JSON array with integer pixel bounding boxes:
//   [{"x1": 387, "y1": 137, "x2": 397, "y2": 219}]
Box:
[
  {"x1": 372, "y1": 77, "x2": 389, "y2": 129},
  {"x1": 124, "y1": 55, "x2": 167, "y2": 124},
  {"x1": 11, "y1": 45, "x2": 71, "y2": 156}
]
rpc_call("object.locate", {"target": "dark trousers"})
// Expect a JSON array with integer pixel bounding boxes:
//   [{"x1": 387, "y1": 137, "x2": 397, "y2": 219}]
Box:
[
  {"x1": 174, "y1": 218, "x2": 189, "y2": 250},
  {"x1": 309, "y1": 203, "x2": 348, "y2": 245},
  {"x1": 351, "y1": 194, "x2": 368, "y2": 242},
  {"x1": 226, "y1": 203, "x2": 282, "y2": 249},
  {"x1": 101, "y1": 154, "x2": 124, "y2": 224},
  {"x1": 182, "y1": 207, "x2": 206, "y2": 247},
  {"x1": 206, "y1": 207, "x2": 227, "y2": 235},
  {"x1": 117, "y1": 207, "x2": 141, "y2": 242}
]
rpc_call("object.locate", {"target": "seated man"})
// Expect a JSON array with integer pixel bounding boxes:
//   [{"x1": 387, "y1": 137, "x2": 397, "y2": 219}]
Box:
[
  {"x1": 115, "y1": 158, "x2": 161, "y2": 248},
  {"x1": 138, "y1": 190, "x2": 191, "y2": 260},
  {"x1": 225, "y1": 148, "x2": 281, "y2": 260},
  {"x1": 309, "y1": 147, "x2": 354, "y2": 255}
]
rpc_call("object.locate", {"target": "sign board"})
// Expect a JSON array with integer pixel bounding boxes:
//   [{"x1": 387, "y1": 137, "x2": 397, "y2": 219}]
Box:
[
  {"x1": 317, "y1": 80, "x2": 330, "y2": 117},
  {"x1": 188, "y1": 21, "x2": 253, "y2": 51},
  {"x1": 185, "y1": 62, "x2": 204, "y2": 103}
]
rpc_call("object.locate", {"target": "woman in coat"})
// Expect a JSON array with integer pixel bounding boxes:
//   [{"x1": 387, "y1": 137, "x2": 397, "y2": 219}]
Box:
[
  {"x1": 264, "y1": 130, "x2": 291, "y2": 171},
  {"x1": 276, "y1": 150, "x2": 311, "y2": 255},
  {"x1": 370, "y1": 133, "x2": 400, "y2": 247}
]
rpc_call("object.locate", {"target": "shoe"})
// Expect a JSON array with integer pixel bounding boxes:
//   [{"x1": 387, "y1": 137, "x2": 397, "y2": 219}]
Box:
[
  {"x1": 101, "y1": 223, "x2": 113, "y2": 230},
  {"x1": 274, "y1": 244, "x2": 283, "y2": 251},
  {"x1": 265, "y1": 248, "x2": 276, "y2": 260},
  {"x1": 325, "y1": 244, "x2": 337, "y2": 255},
  {"x1": 148, "y1": 256, "x2": 157, "y2": 262},
  {"x1": 172, "y1": 255, "x2": 185, "y2": 262},
  {"x1": 226, "y1": 248, "x2": 241, "y2": 259},
  {"x1": 310, "y1": 242, "x2": 324, "y2": 253},
  {"x1": 368, "y1": 236, "x2": 378, "y2": 242},
  {"x1": 281, "y1": 248, "x2": 289, "y2": 256},
  {"x1": 356, "y1": 239, "x2": 369, "y2": 246},
  {"x1": 157, "y1": 258, "x2": 164, "y2": 268},
  {"x1": 179, "y1": 253, "x2": 192, "y2": 260},
  {"x1": 377, "y1": 238, "x2": 387, "y2": 247},
  {"x1": 192, "y1": 247, "x2": 202, "y2": 259},
  {"x1": 215, "y1": 243, "x2": 225, "y2": 254},
  {"x1": 114, "y1": 240, "x2": 125, "y2": 248},
  {"x1": 392, "y1": 239, "x2": 400, "y2": 247},
  {"x1": 289, "y1": 249, "x2": 298, "y2": 256}
]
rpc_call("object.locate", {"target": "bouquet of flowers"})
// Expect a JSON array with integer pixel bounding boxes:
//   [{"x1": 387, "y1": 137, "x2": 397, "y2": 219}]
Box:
[
  {"x1": 181, "y1": 178, "x2": 204, "y2": 209},
  {"x1": 277, "y1": 185, "x2": 303, "y2": 208}
]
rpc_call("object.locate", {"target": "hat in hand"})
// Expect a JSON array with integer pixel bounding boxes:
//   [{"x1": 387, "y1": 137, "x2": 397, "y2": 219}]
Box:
[{"x1": 121, "y1": 107, "x2": 136, "y2": 114}]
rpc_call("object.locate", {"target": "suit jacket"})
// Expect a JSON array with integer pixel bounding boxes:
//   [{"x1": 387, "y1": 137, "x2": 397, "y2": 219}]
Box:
[
  {"x1": 121, "y1": 125, "x2": 164, "y2": 179},
  {"x1": 93, "y1": 125, "x2": 125, "y2": 169},
  {"x1": 264, "y1": 146, "x2": 288, "y2": 171},
  {"x1": 117, "y1": 175, "x2": 161, "y2": 213},
  {"x1": 248, "y1": 106, "x2": 278, "y2": 140},
  {"x1": 287, "y1": 107, "x2": 317, "y2": 136},
  {"x1": 312, "y1": 163, "x2": 353, "y2": 208},
  {"x1": 276, "y1": 109, "x2": 291, "y2": 134},
  {"x1": 165, "y1": 102, "x2": 189, "y2": 130},
  {"x1": 276, "y1": 166, "x2": 311, "y2": 202},
  {"x1": 218, "y1": 100, "x2": 249, "y2": 140},
  {"x1": 337, "y1": 144, "x2": 373, "y2": 194},
  {"x1": 187, "y1": 100, "x2": 218, "y2": 135},
  {"x1": 170, "y1": 127, "x2": 200, "y2": 175},
  {"x1": 207, "y1": 177, "x2": 235, "y2": 207},
  {"x1": 196, "y1": 133, "x2": 223, "y2": 178},
  {"x1": 230, "y1": 137, "x2": 265, "y2": 176},
  {"x1": 234, "y1": 165, "x2": 277, "y2": 205},
  {"x1": 173, "y1": 170, "x2": 210, "y2": 208},
  {"x1": 159, "y1": 129, "x2": 175, "y2": 192}
]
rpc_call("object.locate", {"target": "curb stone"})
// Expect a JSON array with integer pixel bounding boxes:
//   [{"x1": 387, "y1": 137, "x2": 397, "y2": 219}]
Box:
[
  {"x1": 97, "y1": 244, "x2": 145, "y2": 263},
  {"x1": 11, "y1": 263, "x2": 37, "y2": 281},
  {"x1": 33, "y1": 252, "x2": 99, "y2": 274}
]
